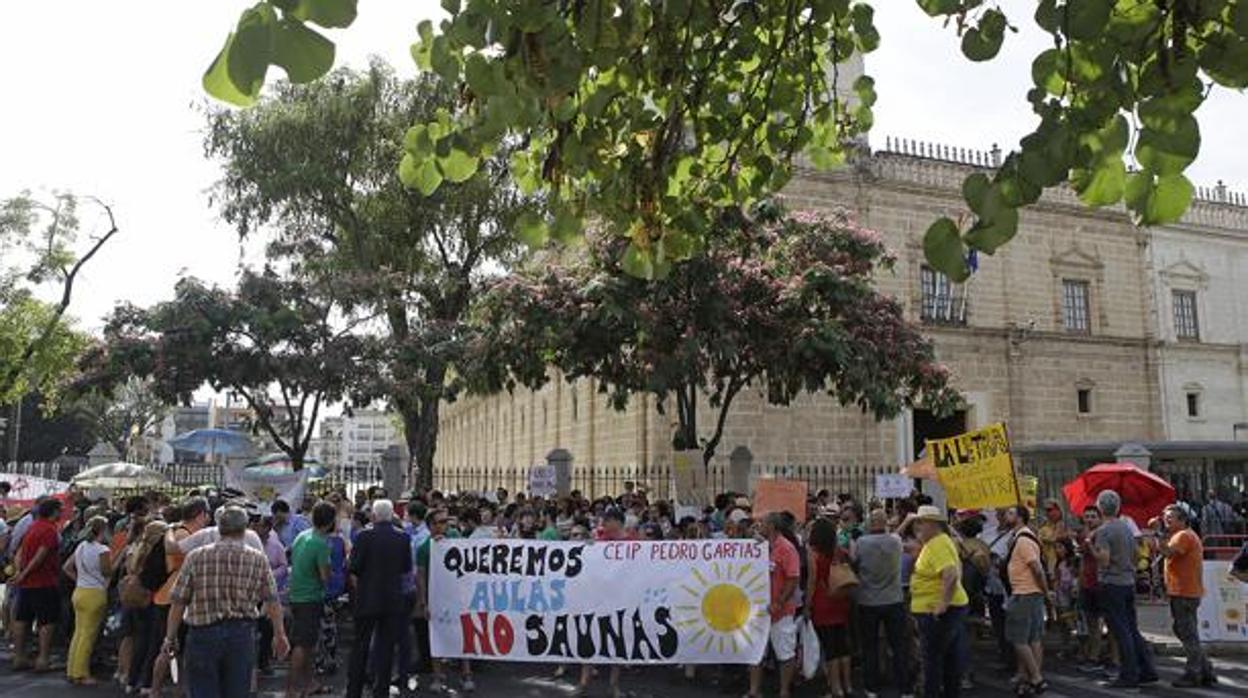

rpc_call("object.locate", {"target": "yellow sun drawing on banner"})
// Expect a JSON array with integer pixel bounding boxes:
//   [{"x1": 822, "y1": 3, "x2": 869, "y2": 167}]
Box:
[{"x1": 674, "y1": 562, "x2": 770, "y2": 654}]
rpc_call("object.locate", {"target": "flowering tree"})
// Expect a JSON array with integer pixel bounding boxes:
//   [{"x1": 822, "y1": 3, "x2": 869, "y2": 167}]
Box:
[
  {"x1": 82, "y1": 270, "x2": 381, "y2": 470},
  {"x1": 469, "y1": 204, "x2": 960, "y2": 465}
]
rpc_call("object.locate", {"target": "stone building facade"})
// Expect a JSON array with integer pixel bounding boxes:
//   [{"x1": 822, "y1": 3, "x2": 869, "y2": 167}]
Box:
[{"x1": 434, "y1": 140, "x2": 1248, "y2": 493}]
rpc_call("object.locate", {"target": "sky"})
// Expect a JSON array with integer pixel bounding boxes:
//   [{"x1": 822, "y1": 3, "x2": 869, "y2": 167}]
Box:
[{"x1": 2, "y1": 0, "x2": 1246, "y2": 336}]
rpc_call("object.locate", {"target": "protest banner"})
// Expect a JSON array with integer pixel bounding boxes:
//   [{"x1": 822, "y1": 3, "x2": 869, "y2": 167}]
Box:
[
  {"x1": 1197, "y1": 561, "x2": 1248, "y2": 642},
  {"x1": 874, "y1": 474, "x2": 912, "y2": 500},
  {"x1": 528, "y1": 465, "x2": 557, "y2": 498},
  {"x1": 428, "y1": 539, "x2": 771, "y2": 664},
  {"x1": 224, "y1": 466, "x2": 308, "y2": 515},
  {"x1": 928, "y1": 423, "x2": 1020, "y2": 509},
  {"x1": 0, "y1": 473, "x2": 69, "y2": 501},
  {"x1": 753, "y1": 479, "x2": 808, "y2": 522},
  {"x1": 672, "y1": 450, "x2": 709, "y2": 508}
]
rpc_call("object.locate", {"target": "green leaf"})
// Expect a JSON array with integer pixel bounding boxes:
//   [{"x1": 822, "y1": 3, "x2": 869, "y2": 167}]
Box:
[
  {"x1": 916, "y1": 0, "x2": 961, "y2": 17},
  {"x1": 203, "y1": 34, "x2": 257, "y2": 107},
  {"x1": 1067, "y1": 0, "x2": 1113, "y2": 41},
  {"x1": 853, "y1": 75, "x2": 877, "y2": 107},
  {"x1": 620, "y1": 242, "x2": 654, "y2": 279},
  {"x1": 464, "y1": 53, "x2": 496, "y2": 95},
  {"x1": 1198, "y1": 36, "x2": 1248, "y2": 88},
  {"x1": 438, "y1": 148, "x2": 480, "y2": 183},
  {"x1": 403, "y1": 125, "x2": 435, "y2": 157},
  {"x1": 851, "y1": 4, "x2": 880, "y2": 53},
  {"x1": 923, "y1": 217, "x2": 969, "y2": 283},
  {"x1": 1136, "y1": 116, "x2": 1200, "y2": 176},
  {"x1": 517, "y1": 212, "x2": 550, "y2": 248},
  {"x1": 807, "y1": 144, "x2": 845, "y2": 170},
  {"x1": 1235, "y1": 1, "x2": 1248, "y2": 38},
  {"x1": 1124, "y1": 170, "x2": 1152, "y2": 213},
  {"x1": 1031, "y1": 49, "x2": 1067, "y2": 95},
  {"x1": 1034, "y1": 0, "x2": 1060, "y2": 32},
  {"x1": 429, "y1": 36, "x2": 459, "y2": 82},
  {"x1": 399, "y1": 154, "x2": 443, "y2": 195},
  {"x1": 290, "y1": 0, "x2": 357, "y2": 29},
  {"x1": 227, "y1": 4, "x2": 276, "y2": 102},
  {"x1": 964, "y1": 187, "x2": 1019, "y2": 255},
  {"x1": 551, "y1": 208, "x2": 582, "y2": 244},
  {"x1": 962, "y1": 172, "x2": 991, "y2": 213},
  {"x1": 1071, "y1": 158, "x2": 1125, "y2": 207},
  {"x1": 1146, "y1": 174, "x2": 1194, "y2": 224},
  {"x1": 272, "y1": 19, "x2": 334, "y2": 84},
  {"x1": 961, "y1": 9, "x2": 1006, "y2": 62},
  {"x1": 1125, "y1": 171, "x2": 1194, "y2": 225}
]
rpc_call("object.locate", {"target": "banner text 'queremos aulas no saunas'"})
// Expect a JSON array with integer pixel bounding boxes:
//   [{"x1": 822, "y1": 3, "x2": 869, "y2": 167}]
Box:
[{"x1": 428, "y1": 539, "x2": 772, "y2": 664}]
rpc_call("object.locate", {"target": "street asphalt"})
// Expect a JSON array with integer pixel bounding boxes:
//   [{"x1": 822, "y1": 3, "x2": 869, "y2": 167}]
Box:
[{"x1": 1, "y1": 602, "x2": 1245, "y2": 696}]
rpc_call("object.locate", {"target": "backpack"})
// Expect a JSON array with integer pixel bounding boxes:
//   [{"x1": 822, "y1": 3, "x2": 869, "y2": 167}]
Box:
[
  {"x1": 998, "y1": 529, "x2": 1038, "y2": 596},
  {"x1": 959, "y1": 538, "x2": 991, "y2": 607}
]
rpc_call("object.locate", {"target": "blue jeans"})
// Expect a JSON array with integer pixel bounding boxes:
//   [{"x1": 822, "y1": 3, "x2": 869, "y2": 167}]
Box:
[
  {"x1": 917, "y1": 605, "x2": 967, "y2": 698},
  {"x1": 860, "y1": 602, "x2": 912, "y2": 693},
  {"x1": 1099, "y1": 583, "x2": 1156, "y2": 684},
  {"x1": 184, "y1": 619, "x2": 258, "y2": 698}
]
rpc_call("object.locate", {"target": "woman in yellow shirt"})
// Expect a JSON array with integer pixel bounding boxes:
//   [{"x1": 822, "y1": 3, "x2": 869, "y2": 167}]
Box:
[{"x1": 903, "y1": 505, "x2": 969, "y2": 698}]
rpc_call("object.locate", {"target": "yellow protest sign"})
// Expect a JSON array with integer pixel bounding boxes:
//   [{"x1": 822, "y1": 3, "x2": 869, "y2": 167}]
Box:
[{"x1": 928, "y1": 423, "x2": 1020, "y2": 509}]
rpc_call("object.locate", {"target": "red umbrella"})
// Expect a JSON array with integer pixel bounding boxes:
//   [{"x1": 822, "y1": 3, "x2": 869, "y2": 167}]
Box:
[{"x1": 1062, "y1": 463, "x2": 1175, "y2": 527}]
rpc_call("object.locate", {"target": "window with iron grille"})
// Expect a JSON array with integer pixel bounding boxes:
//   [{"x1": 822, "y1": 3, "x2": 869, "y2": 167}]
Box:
[
  {"x1": 1062, "y1": 279, "x2": 1091, "y2": 333},
  {"x1": 920, "y1": 266, "x2": 967, "y2": 324},
  {"x1": 1173, "y1": 290, "x2": 1200, "y2": 340}
]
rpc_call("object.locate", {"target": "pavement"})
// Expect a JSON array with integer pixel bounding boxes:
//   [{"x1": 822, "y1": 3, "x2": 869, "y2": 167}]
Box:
[{"x1": 1, "y1": 603, "x2": 1246, "y2": 697}]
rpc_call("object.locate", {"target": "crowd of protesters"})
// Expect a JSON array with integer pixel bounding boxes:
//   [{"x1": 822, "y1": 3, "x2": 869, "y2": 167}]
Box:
[{"x1": 0, "y1": 479, "x2": 1245, "y2": 698}]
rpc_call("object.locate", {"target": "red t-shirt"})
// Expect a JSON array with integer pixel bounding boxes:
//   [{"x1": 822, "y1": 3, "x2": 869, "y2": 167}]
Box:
[
  {"x1": 18, "y1": 518, "x2": 61, "y2": 589},
  {"x1": 769, "y1": 535, "x2": 800, "y2": 621},
  {"x1": 810, "y1": 550, "x2": 850, "y2": 626},
  {"x1": 1079, "y1": 532, "x2": 1098, "y2": 590}
]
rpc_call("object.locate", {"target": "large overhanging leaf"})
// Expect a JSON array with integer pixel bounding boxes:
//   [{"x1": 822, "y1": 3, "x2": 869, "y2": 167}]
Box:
[{"x1": 203, "y1": 0, "x2": 1248, "y2": 281}]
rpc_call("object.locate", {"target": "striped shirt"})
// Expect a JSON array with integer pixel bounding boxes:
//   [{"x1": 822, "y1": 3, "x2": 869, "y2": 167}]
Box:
[{"x1": 170, "y1": 537, "x2": 276, "y2": 627}]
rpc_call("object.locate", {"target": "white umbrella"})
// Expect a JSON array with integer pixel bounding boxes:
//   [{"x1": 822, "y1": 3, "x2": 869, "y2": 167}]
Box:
[{"x1": 72, "y1": 462, "x2": 169, "y2": 490}]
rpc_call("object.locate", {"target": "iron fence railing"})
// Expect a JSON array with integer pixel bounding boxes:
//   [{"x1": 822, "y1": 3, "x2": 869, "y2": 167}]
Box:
[{"x1": 431, "y1": 463, "x2": 897, "y2": 502}]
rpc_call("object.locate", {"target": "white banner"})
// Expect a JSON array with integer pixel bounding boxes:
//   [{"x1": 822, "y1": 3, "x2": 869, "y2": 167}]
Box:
[
  {"x1": 429, "y1": 539, "x2": 771, "y2": 664},
  {"x1": 224, "y1": 466, "x2": 308, "y2": 515},
  {"x1": 528, "y1": 465, "x2": 556, "y2": 498},
  {"x1": 1197, "y1": 560, "x2": 1248, "y2": 642},
  {"x1": 874, "y1": 473, "x2": 912, "y2": 499},
  {"x1": 0, "y1": 474, "x2": 69, "y2": 501}
]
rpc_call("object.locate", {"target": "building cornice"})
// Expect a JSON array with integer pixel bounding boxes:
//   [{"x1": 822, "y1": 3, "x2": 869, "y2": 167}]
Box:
[{"x1": 791, "y1": 140, "x2": 1248, "y2": 237}]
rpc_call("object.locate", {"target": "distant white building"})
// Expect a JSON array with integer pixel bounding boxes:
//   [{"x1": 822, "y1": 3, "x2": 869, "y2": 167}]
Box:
[
  {"x1": 312, "y1": 410, "x2": 404, "y2": 483},
  {"x1": 1151, "y1": 201, "x2": 1248, "y2": 445}
]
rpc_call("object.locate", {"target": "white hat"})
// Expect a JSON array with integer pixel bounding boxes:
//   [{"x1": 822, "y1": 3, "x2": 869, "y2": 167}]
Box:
[
  {"x1": 728, "y1": 509, "x2": 750, "y2": 524},
  {"x1": 915, "y1": 505, "x2": 945, "y2": 522}
]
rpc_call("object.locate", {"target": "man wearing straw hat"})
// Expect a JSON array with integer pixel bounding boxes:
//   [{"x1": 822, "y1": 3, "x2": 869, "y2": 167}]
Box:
[{"x1": 901, "y1": 505, "x2": 969, "y2": 698}]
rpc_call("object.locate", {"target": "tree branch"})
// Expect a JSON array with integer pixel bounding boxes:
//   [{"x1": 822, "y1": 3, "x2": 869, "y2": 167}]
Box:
[{"x1": 2, "y1": 199, "x2": 119, "y2": 395}]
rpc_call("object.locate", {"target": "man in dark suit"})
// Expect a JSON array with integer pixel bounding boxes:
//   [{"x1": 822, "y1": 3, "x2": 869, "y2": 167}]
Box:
[{"x1": 347, "y1": 499, "x2": 414, "y2": 698}]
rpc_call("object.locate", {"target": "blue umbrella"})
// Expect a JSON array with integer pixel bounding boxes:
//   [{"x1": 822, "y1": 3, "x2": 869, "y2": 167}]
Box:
[{"x1": 168, "y1": 428, "x2": 254, "y2": 460}]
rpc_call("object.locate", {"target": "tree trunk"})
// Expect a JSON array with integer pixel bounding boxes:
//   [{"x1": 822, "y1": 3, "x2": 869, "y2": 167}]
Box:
[{"x1": 400, "y1": 361, "x2": 448, "y2": 491}]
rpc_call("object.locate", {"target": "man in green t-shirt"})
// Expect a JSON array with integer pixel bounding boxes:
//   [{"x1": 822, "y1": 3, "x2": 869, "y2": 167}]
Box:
[{"x1": 287, "y1": 501, "x2": 336, "y2": 698}]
